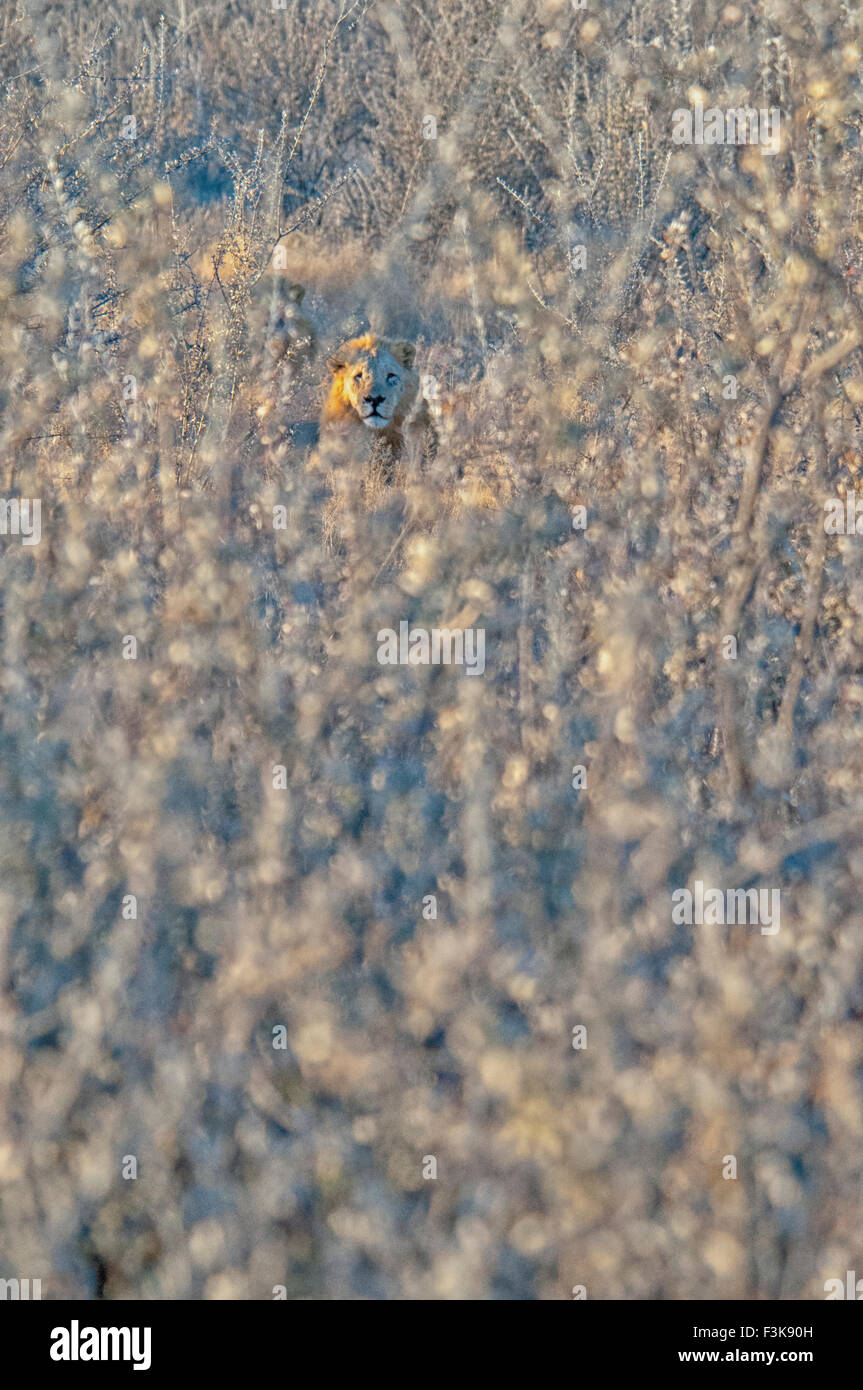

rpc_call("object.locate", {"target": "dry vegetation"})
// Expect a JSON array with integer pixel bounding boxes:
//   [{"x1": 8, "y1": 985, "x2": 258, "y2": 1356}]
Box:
[{"x1": 1, "y1": 0, "x2": 863, "y2": 1300}]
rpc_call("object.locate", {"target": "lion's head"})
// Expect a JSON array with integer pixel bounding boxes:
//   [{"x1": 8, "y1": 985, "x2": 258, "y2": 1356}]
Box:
[{"x1": 323, "y1": 334, "x2": 419, "y2": 432}]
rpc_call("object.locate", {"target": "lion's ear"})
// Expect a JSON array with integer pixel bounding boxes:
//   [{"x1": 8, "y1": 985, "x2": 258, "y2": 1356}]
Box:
[
  {"x1": 327, "y1": 352, "x2": 346, "y2": 374},
  {"x1": 389, "y1": 341, "x2": 416, "y2": 370}
]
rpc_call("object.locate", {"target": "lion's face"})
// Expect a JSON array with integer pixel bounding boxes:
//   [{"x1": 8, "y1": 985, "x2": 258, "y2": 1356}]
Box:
[{"x1": 326, "y1": 336, "x2": 417, "y2": 430}]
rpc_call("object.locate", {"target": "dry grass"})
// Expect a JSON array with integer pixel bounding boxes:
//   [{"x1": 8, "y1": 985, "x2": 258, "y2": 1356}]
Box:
[{"x1": 1, "y1": 0, "x2": 863, "y2": 1300}]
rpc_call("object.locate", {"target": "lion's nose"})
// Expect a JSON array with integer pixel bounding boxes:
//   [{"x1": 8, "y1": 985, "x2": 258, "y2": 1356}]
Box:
[{"x1": 366, "y1": 394, "x2": 385, "y2": 408}]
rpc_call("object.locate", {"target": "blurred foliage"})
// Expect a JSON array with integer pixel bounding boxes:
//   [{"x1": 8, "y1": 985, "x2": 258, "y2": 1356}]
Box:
[{"x1": 1, "y1": 0, "x2": 863, "y2": 1299}]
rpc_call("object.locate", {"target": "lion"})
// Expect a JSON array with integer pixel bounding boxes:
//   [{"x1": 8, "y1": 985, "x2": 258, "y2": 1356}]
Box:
[
  {"x1": 237, "y1": 283, "x2": 319, "y2": 458},
  {"x1": 311, "y1": 333, "x2": 438, "y2": 548},
  {"x1": 320, "y1": 333, "x2": 435, "y2": 461},
  {"x1": 265, "y1": 282, "x2": 317, "y2": 381}
]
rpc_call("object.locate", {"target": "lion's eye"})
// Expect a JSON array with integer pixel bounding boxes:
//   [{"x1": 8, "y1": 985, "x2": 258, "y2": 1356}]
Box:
[
  {"x1": 387, "y1": 373, "x2": 399, "y2": 386},
  {"x1": 354, "y1": 372, "x2": 363, "y2": 382}
]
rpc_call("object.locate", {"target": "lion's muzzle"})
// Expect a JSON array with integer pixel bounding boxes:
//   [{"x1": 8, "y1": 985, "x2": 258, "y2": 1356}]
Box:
[{"x1": 362, "y1": 394, "x2": 391, "y2": 427}]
